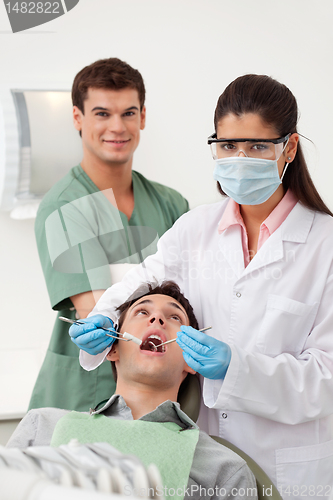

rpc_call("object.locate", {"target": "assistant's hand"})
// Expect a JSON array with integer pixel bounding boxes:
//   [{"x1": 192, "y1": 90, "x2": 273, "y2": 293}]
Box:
[
  {"x1": 176, "y1": 326, "x2": 231, "y2": 380},
  {"x1": 69, "y1": 315, "x2": 116, "y2": 355}
]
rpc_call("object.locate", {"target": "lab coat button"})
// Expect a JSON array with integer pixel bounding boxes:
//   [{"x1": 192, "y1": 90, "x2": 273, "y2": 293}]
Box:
[
  {"x1": 222, "y1": 413, "x2": 227, "y2": 419},
  {"x1": 236, "y1": 292, "x2": 241, "y2": 298}
]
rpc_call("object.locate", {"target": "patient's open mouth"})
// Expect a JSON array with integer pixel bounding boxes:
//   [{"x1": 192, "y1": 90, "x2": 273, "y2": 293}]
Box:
[{"x1": 140, "y1": 335, "x2": 166, "y2": 353}]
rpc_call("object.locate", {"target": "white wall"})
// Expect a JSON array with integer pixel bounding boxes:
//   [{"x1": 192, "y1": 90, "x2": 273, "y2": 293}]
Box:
[{"x1": 0, "y1": 0, "x2": 332, "y2": 427}]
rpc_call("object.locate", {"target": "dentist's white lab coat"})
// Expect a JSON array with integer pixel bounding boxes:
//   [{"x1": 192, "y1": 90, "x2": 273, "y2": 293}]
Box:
[{"x1": 81, "y1": 199, "x2": 333, "y2": 499}]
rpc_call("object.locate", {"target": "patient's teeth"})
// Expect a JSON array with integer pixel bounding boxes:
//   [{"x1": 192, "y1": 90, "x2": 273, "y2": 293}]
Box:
[
  {"x1": 147, "y1": 335, "x2": 162, "y2": 341},
  {"x1": 140, "y1": 333, "x2": 167, "y2": 353}
]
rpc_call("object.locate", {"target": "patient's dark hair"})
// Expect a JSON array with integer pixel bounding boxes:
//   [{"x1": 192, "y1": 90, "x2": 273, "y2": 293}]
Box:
[
  {"x1": 110, "y1": 281, "x2": 199, "y2": 381},
  {"x1": 117, "y1": 280, "x2": 198, "y2": 331}
]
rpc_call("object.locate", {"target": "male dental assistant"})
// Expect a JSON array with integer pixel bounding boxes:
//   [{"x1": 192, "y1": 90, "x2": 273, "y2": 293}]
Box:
[{"x1": 29, "y1": 58, "x2": 189, "y2": 412}]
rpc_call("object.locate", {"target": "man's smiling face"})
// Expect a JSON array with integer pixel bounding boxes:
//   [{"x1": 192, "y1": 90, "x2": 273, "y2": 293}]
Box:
[
  {"x1": 73, "y1": 87, "x2": 146, "y2": 169},
  {"x1": 107, "y1": 294, "x2": 195, "y2": 390}
]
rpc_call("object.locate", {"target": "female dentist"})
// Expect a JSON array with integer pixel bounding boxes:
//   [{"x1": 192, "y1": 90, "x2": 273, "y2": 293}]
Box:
[{"x1": 70, "y1": 75, "x2": 333, "y2": 499}]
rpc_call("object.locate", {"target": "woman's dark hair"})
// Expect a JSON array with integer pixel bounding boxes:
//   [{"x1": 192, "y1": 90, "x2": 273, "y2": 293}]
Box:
[{"x1": 214, "y1": 74, "x2": 332, "y2": 216}]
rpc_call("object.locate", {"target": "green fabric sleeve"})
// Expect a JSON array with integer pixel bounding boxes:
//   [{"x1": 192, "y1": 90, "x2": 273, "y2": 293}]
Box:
[{"x1": 35, "y1": 191, "x2": 122, "y2": 310}]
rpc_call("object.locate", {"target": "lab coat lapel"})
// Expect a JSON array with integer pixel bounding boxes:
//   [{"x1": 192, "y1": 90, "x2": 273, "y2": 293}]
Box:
[
  {"x1": 243, "y1": 202, "x2": 314, "y2": 276},
  {"x1": 243, "y1": 230, "x2": 284, "y2": 275},
  {"x1": 218, "y1": 225, "x2": 245, "y2": 279}
]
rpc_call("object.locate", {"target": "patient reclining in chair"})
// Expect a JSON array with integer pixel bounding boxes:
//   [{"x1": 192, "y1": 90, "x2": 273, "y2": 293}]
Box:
[{"x1": 7, "y1": 281, "x2": 257, "y2": 499}]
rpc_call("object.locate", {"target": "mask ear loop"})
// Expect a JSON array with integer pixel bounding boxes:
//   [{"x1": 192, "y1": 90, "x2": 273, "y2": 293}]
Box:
[
  {"x1": 279, "y1": 138, "x2": 292, "y2": 181},
  {"x1": 281, "y1": 162, "x2": 290, "y2": 181}
]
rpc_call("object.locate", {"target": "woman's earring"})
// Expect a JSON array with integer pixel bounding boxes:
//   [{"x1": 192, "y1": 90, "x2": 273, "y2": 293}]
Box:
[{"x1": 287, "y1": 157, "x2": 292, "y2": 161}]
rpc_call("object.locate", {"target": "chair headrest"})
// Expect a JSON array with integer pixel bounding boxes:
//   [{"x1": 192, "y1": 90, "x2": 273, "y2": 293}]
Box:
[{"x1": 177, "y1": 373, "x2": 201, "y2": 422}]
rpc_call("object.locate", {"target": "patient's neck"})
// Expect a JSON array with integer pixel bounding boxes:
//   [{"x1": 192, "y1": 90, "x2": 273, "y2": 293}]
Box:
[{"x1": 115, "y1": 380, "x2": 179, "y2": 420}]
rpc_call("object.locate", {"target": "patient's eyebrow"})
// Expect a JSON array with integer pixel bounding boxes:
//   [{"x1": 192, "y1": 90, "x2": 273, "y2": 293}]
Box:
[
  {"x1": 130, "y1": 298, "x2": 186, "y2": 317},
  {"x1": 133, "y1": 299, "x2": 152, "y2": 307},
  {"x1": 168, "y1": 301, "x2": 185, "y2": 315}
]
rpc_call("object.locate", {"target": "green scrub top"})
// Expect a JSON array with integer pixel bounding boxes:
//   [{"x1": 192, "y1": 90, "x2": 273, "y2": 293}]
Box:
[{"x1": 29, "y1": 165, "x2": 189, "y2": 412}]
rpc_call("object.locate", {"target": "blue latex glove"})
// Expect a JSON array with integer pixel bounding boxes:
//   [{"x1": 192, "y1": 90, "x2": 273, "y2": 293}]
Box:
[
  {"x1": 176, "y1": 325, "x2": 231, "y2": 380},
  {"x1": 69, "y1": 315, "x2": 116, "y2": 355}
]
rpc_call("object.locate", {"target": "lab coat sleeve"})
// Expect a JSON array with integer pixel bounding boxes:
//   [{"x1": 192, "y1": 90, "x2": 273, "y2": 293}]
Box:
[
  {"x1": 80, "y1": 217, "x2": 186, "y2": 370},
  {"x1": 205, "y1": 261, "x2": 333, "y2": 425}
]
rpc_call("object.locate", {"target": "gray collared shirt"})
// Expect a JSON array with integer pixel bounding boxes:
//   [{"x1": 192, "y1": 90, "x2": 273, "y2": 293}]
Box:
[
  {"x1": 7, "y1": 398, "x2": 257, "y2": 499},
  {"x1": 92, "y1": 395, "x2": 198, "y2": 429}
]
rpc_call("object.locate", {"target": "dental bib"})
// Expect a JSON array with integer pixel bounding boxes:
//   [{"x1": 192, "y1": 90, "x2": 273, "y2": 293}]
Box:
[{"x1": 51, "y1": 411, "x2": 199, "y2": 499}]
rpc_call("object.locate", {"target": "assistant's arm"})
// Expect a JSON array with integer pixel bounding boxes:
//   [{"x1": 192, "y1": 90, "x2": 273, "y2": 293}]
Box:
[{"x1": 70, "y1": 290, "x2": 105, "y2": 319}]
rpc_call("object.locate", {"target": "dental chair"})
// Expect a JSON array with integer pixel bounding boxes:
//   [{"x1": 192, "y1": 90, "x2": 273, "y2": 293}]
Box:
[
  {"x1": 2, "y1": 374, "x2": 280, "y2": 500},
  {"x1": 178, "y1": 374, "x2": 283, "y2": 500}
]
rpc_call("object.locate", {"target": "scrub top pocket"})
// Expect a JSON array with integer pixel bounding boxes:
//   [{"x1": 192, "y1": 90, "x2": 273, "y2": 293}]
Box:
[{"x1": 256, "y1": 294, "x2": 318, "y2": 357}]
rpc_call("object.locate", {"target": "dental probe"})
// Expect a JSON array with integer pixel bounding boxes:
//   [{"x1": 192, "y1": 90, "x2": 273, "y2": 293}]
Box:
[
  {"x1": 155, "y1": 326, "x2": 212, "y2": 348},
  {"x1": 59, "y1": 316, "x2": 142, "y2": 345}
]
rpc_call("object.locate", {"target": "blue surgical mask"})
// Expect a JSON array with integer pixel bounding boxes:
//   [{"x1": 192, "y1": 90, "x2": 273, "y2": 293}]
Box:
[{"x1": 213, "y1": 157, "x2": 289, "y2": 205}]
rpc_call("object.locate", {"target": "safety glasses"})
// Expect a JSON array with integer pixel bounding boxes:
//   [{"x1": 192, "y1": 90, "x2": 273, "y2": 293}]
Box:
[{"x1": 208, "y1": 133, "x2": 291, "y2": 161}]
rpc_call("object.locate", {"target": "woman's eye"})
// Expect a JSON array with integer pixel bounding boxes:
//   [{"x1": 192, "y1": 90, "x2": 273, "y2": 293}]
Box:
[
  {"x1": 219, "y1": 142, "x2": 235, "y2": 150},
  {"x1": 170, "y1": 315, "x2": 181, "y2": 322},
  {"x1": 252, "y1": 143, "x2": 268, "y2": 151}
]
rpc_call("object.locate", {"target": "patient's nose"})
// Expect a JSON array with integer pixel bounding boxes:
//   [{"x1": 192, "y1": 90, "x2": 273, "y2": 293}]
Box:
[{"x1": 149, "y1": 316, "x2": 164, "y2": 325}]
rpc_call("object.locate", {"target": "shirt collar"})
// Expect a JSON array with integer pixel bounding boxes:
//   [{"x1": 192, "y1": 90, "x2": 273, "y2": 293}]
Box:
[
  {"x1": 91, "y1": 395, "x2": 198, "y2": 430},
  {"x1": 218, "y1": 197, "x2": 245, "y2": 234},
  {"x1": 262, "y1": 189, "x2": 297, "y2": 235},
  {"x1": 218, "y1": 189, "x2": 297, "y2": 236}
]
